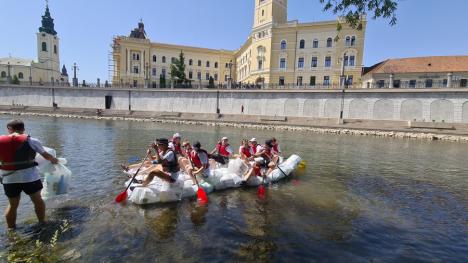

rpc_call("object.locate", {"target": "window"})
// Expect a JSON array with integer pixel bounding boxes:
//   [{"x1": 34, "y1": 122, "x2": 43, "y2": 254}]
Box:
[
  {"x1": 197, "y1": 72, "x2": 202, "y2": 80},
  {"x1": 313, "y1": 40, "x2": 318, "y2": 48},
  {"x1": 298, "y1": 57, "x2": 304, "y2": 68},
  {"x1": 18, "y1": 72, "x2": 24, "y2": 79},
  {"x1": 326, "y1": 38, "x2": 332, "y2": 47},
  {"x1": 310, "y1": 76, "x2": 316, "y2": 86},
  {"x1": 214, "y1": 73, "x2": 218, "y2": 81},
  {"x1": 311, "y1": 57, "x2": 318, "y2": 68},
  {"x1": 206, "y1": 61, "x2": 210, "y2": 67},
  {"x1": 409, "y1": 80, "x2": 416, "y2": 88},
  {"x1": 133, "y1": 80, "x2": 138, "y2": 87},
  {"x1": 378, "y1": 80, "x2": 385, "y2": 88},
  {"x1": 132, "y1": 53, "x2": 136, "y2": 60},
  {"x1": 136, "y1": 54, "x2": 140, "y2": 60},
  {"x1": 349, "y1": 56, "x2": 355, "y2": 66},
  {"x1": 347, "y1": 75, "x2": 353, "y2": 85},
  {"x1": 393, "y1": 79, "x2": 400, "y2": 88},
  {"x1": 299, "y1": 39, "x2": 305, "y2": 49},
  {"x1": 225, "y1": 75, "x2": 228, "y2": 81},
  {"x1": 153, "y1": 55, "x2": 157, "y2": 62},
  {"x1": 161, "y1": 68, "x2": 166, "y2": 77},
  {"x1": 262, "y1": 9, "x2": 265, "y2": 16},
  {"x1": 162, "y1": 56, "x2": 166, "y2": 63},
  {"x1": 1, "y1": 71, "x2": 6, "y2": 78},
  {"x1": 281, "y1": 40, "x2": 287, "y2": 50},
  {"x1": 351, "y1": 36, "x2": 356, "y2": 46},
  {"x1": 215, "y1": 62, "x2": 218, "y2": 68},
  {"x1": 279, "y1": 76, "x2": 285, "y2": 86},
  {"x1": 323, "y1": 76, "x2": 330, "y2": 85},
  {"x1": 171, "y1": 57, "x2": 176, "y2": 64},
  {"x1": 344, "y1": 56, "x2": 349, "y2": 66},
  {"x1": 345, "y1": 36, "x2": 351, "y2": 46},
  {"x1": 206, "y1": 73, "x2": 210, "y2": 80},
  {"x1": 54, "y1": 45, "x2": 57, "y2": 54},
  {"x1": 461, "y1": 79, "x2": 467, "y2": 87},
  {"x1": 280, "y1": 58, "x2": 286, "y2": 69},
  {"x1": 426, "y1": 79, "x2": 433, "y2": 88},
  {"x1": 189, "y1": 71, "x2": 193, "y2": 79},
  {"x1": 189, "y1": 59, "x2": 193, "y2": 66},
  {"x1": 258, "y1": 60, "x2": 263, "y2": 70},
  {"x1": 225, "y1": 63, "x2": 229, "y2": 68},
  {"x1": 133, "y1": 66, "x2": 139, "y2": 74},
  {"x1": 297, "y1": 76, "x2": 303, "y2": 85},
  {"x1": 325, "y1": 56, "x2": 331, "y2": 68},
  {"x1": 198, "y1": 60, "x2": 202, "y2": 67},
  {"x1": 443, "y1": 79, "x2": 448, "y2": 86},
  {"x1": 42, "y1": 42, "x2": 47, "y2": 52},
  {"x1": 152, "y1": 68, "x2": 157, "y2": 76}
]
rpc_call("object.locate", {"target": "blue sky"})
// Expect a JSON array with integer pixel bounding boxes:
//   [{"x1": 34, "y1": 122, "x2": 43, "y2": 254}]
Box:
[{"x1": 1, "y1": 0, "x2": 467, "y2": 82}]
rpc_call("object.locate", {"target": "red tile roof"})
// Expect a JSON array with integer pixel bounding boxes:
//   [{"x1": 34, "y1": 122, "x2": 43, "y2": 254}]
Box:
[{"x1": 365, "y1": 56, "x2": 468, "y2": 75}]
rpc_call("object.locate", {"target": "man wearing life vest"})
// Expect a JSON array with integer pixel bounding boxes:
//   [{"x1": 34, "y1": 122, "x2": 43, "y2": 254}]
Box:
[
  {"x1": 249, "y1": 138, "x2": 262, "y2": 155},
  {"x1": 0, "y1": 120, "x2": 58, "y2": 229},
  {"x1": 253, "y1": 140, "x2": 279, "y2": 176},
  {"x1": 169, "y1": 133, "x2": 183, "y2": 157},
  {"x1": 188, "y1": 141, "x2": 211, "y2": 185},
  {"x1": 142, "y1": 138, "x2": 180, "y2": 186},
  {"x1": 210, "y1": 137, "x2": 233, "y2": 165}
]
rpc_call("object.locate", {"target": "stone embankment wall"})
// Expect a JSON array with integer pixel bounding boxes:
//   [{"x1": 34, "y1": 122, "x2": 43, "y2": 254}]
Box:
[{"x1": 1, "y1": 85, "x2": 468, "y2": 123}]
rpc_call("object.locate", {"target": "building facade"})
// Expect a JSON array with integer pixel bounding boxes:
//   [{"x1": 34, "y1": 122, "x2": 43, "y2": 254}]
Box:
[
  {"x1": 362, "y1": 56, "x2": 468, "y2": 89},
  {"x1": 112, "y1": 0, "x2": 366, "y2": 88},
  {"x1": 0, "y1": 4, "x2": 68, "y2": 85}
]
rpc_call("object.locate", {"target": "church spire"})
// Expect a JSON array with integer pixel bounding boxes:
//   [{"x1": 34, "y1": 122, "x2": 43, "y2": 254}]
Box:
[{"x1": 39, "y1": 0, "x2": 57, "y2": 35}]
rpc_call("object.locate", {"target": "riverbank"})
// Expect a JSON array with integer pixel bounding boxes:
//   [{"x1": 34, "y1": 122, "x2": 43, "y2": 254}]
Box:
[{"x1": 2, "y1": 107, "x2": 468, "y2": 142}]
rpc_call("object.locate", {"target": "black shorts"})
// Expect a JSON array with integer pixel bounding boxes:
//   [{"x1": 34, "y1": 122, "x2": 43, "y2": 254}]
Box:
[{"x1": 2, "y1": 179, "x2": 43, "y2": 198}]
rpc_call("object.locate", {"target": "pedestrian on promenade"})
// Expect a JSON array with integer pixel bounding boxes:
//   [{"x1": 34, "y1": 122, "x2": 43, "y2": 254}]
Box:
[{"x1": 0, "y1": 120, "x2": 58, "y2": 230}]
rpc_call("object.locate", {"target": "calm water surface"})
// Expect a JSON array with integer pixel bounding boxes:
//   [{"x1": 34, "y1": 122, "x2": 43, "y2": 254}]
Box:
[{"x1": 0, "y1": 116, "x2": 467, "y2": 262}]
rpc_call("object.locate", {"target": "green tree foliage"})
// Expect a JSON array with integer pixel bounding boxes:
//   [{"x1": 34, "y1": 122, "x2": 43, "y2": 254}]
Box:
[
  {"x1": 11, "y1": 75, "x2": 20, "y2": 85},
  {"x1": 170, "y1": 51, "x2": 187, "y2": 84},
  {"x1": 319, "y1": 0, "x2": 398, "y2": 31}
]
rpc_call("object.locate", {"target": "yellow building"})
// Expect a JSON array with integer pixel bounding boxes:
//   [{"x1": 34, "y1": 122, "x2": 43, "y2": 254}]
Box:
[
  {"x1": 112, "y1": 0, "x2": 366, "y2": 88},
  {"x1": 0, "y1": 3, "x2": 68, "y2": 85}
]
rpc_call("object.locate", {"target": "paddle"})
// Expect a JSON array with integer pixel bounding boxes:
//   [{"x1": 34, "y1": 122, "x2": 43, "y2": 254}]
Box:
[
  {"x1": 257, "y1": 171, "x2": 266, "y2": 197},
  {"x1": 115, "y1": 151, "x2": 151, "y2": 203},
  {"x1": 187, "y1": 151, "x2": 209, "y2": 205}
]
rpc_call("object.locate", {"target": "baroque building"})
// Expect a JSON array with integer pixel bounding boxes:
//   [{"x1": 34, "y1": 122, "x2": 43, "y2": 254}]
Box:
[
  {"x1": 112, "y1": 0, "x2": 365, "y2": 88},
  {"x1": 0, "y1": 3, "x2": 68, "y2": 85}
]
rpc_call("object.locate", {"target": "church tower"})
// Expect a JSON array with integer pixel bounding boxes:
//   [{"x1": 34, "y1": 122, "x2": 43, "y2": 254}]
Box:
[
  {"x1": 36, "y1": 1, "x2": 61, "y2": 83},
  {"x1": 252, "y1": 0, "x2": 287, "y2": 30}
]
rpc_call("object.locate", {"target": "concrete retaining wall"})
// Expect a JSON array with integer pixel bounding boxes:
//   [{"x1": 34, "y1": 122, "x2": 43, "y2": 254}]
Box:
[{"x1": 2, "y1": 85, "x2": 468, "y2": 123}]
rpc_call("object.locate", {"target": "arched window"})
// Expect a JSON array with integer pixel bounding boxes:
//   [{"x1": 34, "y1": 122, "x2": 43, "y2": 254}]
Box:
[
  {"x1": 162, "y1": 56, "x2": 166, "y2": 63},
  {"x1": 351, "y1": 36, "x2": 356, "y2": 46},
  {"x1": 280, "y1": 40, "x2": 287, "y2": 50},
  {"x1": 345, "y1": 36, "x2": 351, "y2": 46},
  {"x1": 198, "y1": 60, "x2": 202, "y2": 66},
  {"x1": 1, "y1": 71, "x2": 6, "y2": 78},
  {"x1": 153, "y1": 55, "x2": 157, "y2": 62},
  {"x1": 189, "y1": 59, "x2": 193, "y2": 66},
  {"x1": 18, "y1": 72, "x2": 24, "y2": 79},
  {"x1": 206, "y1": 61, "x2": 210, "y2": 67},
  {"x1": 42, "y1": 42, "x2": 47, "y2": 52},
  {"x1": 299, "y1": 39, "x2": 305, "y2": 49},
  {"x1": 326, "y1": 38, "x2": 333, "y2": 48},
  {"x1": 214, "y1": 62, "x2": 218, "y2": 68}
]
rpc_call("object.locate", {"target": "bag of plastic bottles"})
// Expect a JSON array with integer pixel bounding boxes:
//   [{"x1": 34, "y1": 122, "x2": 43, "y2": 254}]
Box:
[{"x1": 39, "y1": 158, "x2": 72, "y2": 198}]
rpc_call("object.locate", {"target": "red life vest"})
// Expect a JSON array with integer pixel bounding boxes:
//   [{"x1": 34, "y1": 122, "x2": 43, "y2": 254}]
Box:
[
  {"x1": 251, "y1": 144, "x2": 259, "y2": 154},
  {"x1": 0, "y1": 134, "x2": 37, "y2": 171},
  {"x1": 262, "y1": 147, "x2": 273, "y2": 160},
  {"x1": 273, "y1": 144, "x2": 279, "y2": 153},
  {"x1": 253, "y1": 165, "x2": 262, "y2": 177},
  {"x1": 240, "y1": 146, "x2": 251, "y2": 158},
  {"x1": 216, "y1": 143, "x2": 231, "y2": 157},
  {"x1": 170, "y1": 141, "x2": 183, "y2": 156},
  {"x1": 190, "y1": 150, "x2": 209, "y2": 169}
]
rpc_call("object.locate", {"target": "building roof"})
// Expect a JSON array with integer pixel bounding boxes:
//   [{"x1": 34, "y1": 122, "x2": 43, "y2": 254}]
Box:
[
  {"x1": 364, "y1": 56, "x2": 468, "y2": 75},
  {"x1": 0, "y1": 57, "x2": 34, "y2": 66}
]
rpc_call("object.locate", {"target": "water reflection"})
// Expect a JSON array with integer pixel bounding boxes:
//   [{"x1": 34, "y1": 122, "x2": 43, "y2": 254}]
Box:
[{"x1": 142, "y1": 205, "x2": 180, "y2": 240}]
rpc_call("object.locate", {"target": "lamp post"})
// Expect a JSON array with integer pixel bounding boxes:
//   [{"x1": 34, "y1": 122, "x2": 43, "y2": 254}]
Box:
[
  {"x1": 7, "y1": 62, "x2": 12, "y2": 84},
  {"x1": 228, "y1": 60, "x2": 233, "y2": 89},
  {"x1": 338, "y1": 52, "x2": 347, "y2": 124},
  {"x1": 72, "y1": 63, "x2": 78, "y2": 87},
  {"x1": 29, "y1": 62, "x2": 33, "y2": 86},
  {"x1": 145, "y1": 62, "x2": 149, "y2": 88}
]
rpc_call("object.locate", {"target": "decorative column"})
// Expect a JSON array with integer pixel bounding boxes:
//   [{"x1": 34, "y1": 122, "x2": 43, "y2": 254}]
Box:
[
  {"x1": 389, "y1": 74, "x2": 394, "y2": 89},
  {"x1": 447, "y1": 72, "x2": 452, "y2": 88}
]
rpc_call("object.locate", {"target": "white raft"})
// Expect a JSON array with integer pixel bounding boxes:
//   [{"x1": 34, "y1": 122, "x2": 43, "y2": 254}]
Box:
[{"x1": 125, "y1": 154, "x2": 302, "y2": 205}]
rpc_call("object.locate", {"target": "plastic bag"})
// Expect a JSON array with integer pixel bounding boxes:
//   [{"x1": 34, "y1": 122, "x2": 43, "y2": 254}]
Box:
[{"x1": 40, "y1": 158, "x2": 72, "y2": 198}]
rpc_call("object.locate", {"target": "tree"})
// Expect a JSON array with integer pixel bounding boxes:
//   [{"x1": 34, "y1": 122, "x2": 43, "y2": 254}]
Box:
[
  {"x1": 208, "y1": 76, "x2": 215, "y2": 89},
  {"x1": 160, "y1": 74, "x2": 166, "y2": 88},
  {"x1": 11, "y1": 75, "x2": 20, "y2": 85},
  {"x1": 319, "y1": 0, "x2": 398, "y2": 31},
  {"x1": 170, "y1": 51, "x2": 187, "y2": 84}
]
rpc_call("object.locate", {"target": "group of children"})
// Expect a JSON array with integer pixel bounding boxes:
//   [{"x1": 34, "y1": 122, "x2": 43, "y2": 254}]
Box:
[{"x1": 121, "y1": 133, "x2": 282, "y2": 188}]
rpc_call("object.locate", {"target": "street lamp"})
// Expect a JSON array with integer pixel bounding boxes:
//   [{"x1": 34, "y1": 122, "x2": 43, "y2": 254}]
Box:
[
  {"x1": 228, "y1": 60, "x2": 233, "y2": 89},
  {"x1": 338, "y1": 52, "x2": 347, "y2": 124},
  {"x1": 145, "y1": 62, "x2": 149, "y2": 88},
  {"x1": 72, "y1": 63, "x2": 79, "y2": 87}
]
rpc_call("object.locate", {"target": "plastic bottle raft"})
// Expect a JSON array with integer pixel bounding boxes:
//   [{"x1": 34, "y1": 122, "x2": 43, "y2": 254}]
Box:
[{"x1": 125, "y1": 154, "x2": 302, "y2": 205}]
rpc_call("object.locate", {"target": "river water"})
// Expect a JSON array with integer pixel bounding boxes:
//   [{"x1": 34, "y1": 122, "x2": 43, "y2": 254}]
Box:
[{"x1": 0, "y1": 116, "x2": 466, "y2": 262}]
